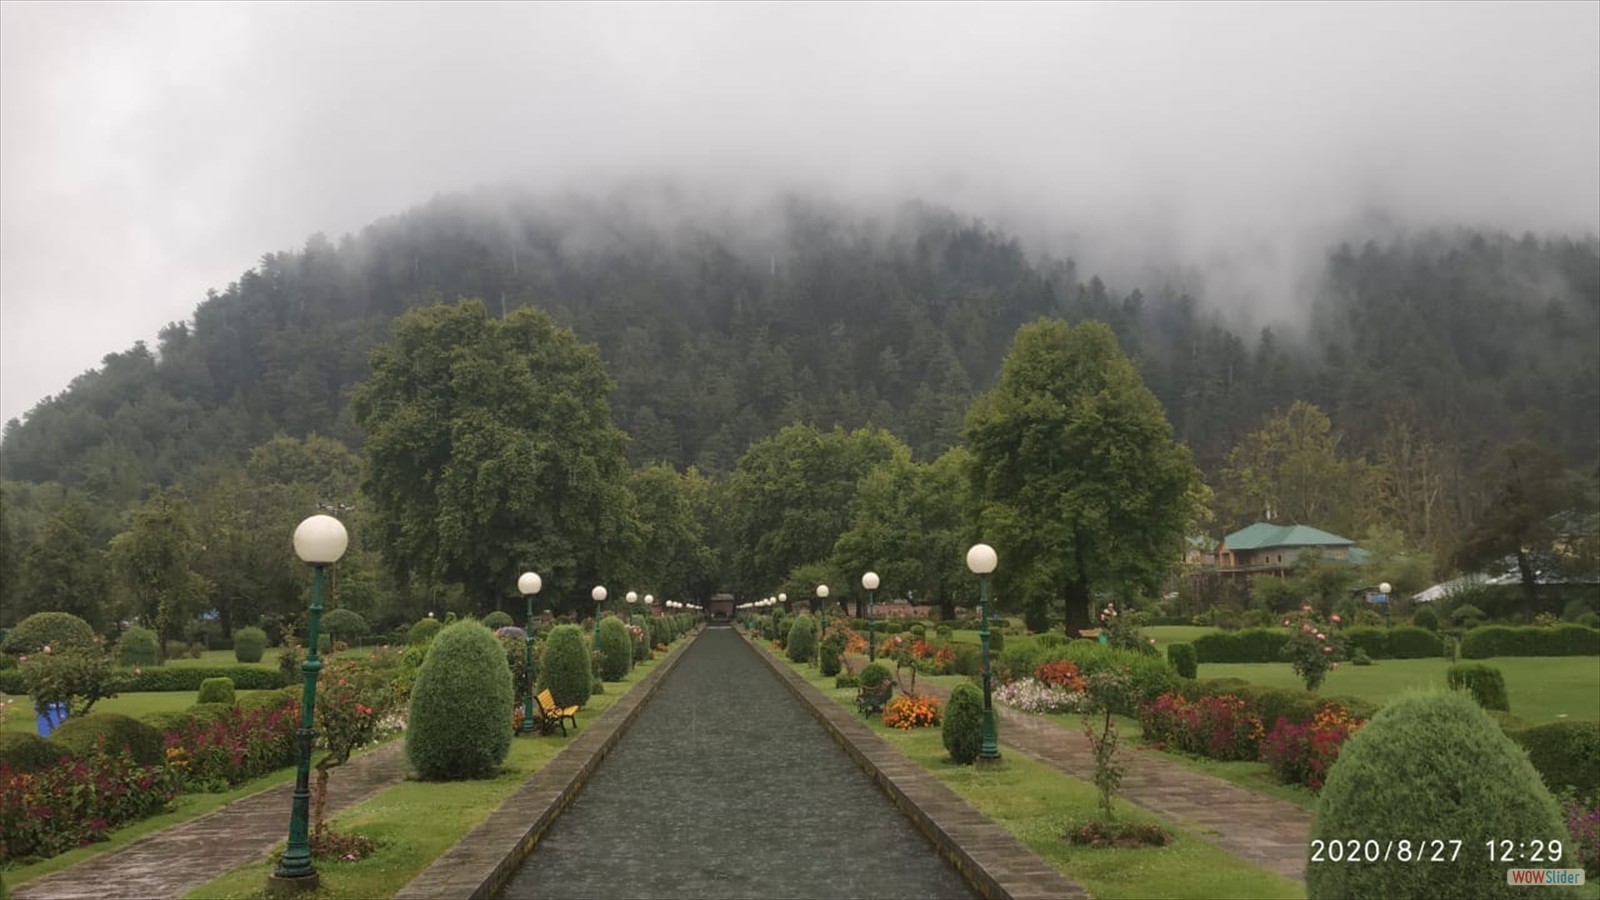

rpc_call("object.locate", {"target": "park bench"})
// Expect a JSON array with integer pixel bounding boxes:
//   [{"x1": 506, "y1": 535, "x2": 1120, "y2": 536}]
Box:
[
  {"x1": 854, "y1": 680, "x2": 894, "y2": 717},
  {"x1": 535, "y1": 688, "x2": 581, "y2": 736}
]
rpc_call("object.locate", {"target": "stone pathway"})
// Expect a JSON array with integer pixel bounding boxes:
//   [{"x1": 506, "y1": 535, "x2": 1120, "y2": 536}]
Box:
[
  {"x1": 12, "y1": 740, "x2": 412, "y2": 900},
  {"x1": 848, "y1": 654, "x2": 1312, "y2": 883}
]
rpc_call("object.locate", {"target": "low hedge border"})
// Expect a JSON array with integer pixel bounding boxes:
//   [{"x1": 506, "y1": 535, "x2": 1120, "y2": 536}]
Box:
[{"x1": 1460, "y1": 624, "x2": 1600, "y2": 658}]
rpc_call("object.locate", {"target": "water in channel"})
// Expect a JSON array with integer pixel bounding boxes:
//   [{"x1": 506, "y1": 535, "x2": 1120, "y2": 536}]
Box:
[{"x1": 498, "y1": 626, "x2": 976, "y2": 900}]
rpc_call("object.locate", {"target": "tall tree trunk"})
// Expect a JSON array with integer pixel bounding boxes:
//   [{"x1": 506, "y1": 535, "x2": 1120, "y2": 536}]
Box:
[
  {"x1": 1064, "y1": 574, "x2": 1093, "y2": 636},
  {"x1": 1516, "y1": 548, "x2": 1539, "y2": 621}
]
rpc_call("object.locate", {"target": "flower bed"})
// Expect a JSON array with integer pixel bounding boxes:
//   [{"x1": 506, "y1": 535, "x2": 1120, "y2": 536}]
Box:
[
  {"x1": 1259, "y1": 704, "x2": 1364, "y2": 791},
  {"x1": 1, "y1": 744, "x2": 180, "y2": 863},
  {"x1": 1137, "y1": 692, "x2": 1263, "y2": 761},
  {"x1": 994, "y1": 677, "x2": 1092, "y2": 714},
  {"x1": 882, "y1": 693, "x2": 942, "y2": 729}
]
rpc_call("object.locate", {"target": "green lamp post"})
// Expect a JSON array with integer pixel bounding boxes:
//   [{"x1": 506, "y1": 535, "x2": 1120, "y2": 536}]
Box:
[
  {"x1": 518, "y1": 571, "x2": 541, "y2": 734},
  {"x1": 270, "y1": 513, "x2": 349, "y2": 892},
  {"x1": 862, "y1": 571, "x2": 879, "y2": 662},
  {"x1": 967, "y1": 542, "x2": 1001, "y2": 765},
  {"x1": 815, "y1": 584, "x2": 829, "y2": 666},
  {"x1": 590, "y1": 585, "x2": 606, "y2": 647}
]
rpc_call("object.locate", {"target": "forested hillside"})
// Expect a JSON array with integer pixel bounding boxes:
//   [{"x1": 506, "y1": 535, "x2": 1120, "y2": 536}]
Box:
[{"x1": 1, "y1": 187, "x2": 1596, "y2": 621}]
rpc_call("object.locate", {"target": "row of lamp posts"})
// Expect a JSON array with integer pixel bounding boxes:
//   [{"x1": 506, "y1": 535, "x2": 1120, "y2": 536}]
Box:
[{"x1": 274, "y1": 510, "x2": 1002, "y2": 891}]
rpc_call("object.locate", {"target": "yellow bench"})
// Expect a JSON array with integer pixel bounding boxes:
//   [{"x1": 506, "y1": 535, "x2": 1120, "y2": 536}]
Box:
[{"x1": 536, "y1": 688, "x2": 580, "y2": 736}]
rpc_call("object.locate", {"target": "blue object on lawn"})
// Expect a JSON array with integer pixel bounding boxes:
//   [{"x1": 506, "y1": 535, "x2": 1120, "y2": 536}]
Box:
[{"x1": 36, "y1": 702, "x2": 68, "y2": 737}]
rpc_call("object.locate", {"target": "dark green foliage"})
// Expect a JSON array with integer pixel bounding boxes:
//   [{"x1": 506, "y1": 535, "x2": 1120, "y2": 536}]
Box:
[
  {"x1": 596, "y1": 617, "x2": 632, "y2": 681},
  {"x1": 1351, "y1": 647, "x2": 1373, "y2": 666},
  {"x1": 1446, "y1": 663, "x2": 1509, "y2": 712},
  {"x1": 408, "y1": 617, "x2": 443, "y2": 647},
  {"x1": 1166, "y1": 642, "x2": 1197, "y2": 679},
  {"x1": 1233, "y1": 685, "x2": 1326, "y2": 729},
  {"x1": 1579, "y1": 612, "x2": 1600, "y2": 629},
  {"x1": 116, "y1": 627, "x2": 159, "y2": 666},
  {"x1": 232, "y1": 627, "x2": 268, "y2": 663},
  {"x1": 986, "y1": 630, "x2": 1003, "y2": 653},
  {"x1": 1308, "y1": 691, "x2": 1570, "y2": 900},
  {"x1": 1509, "y1": 721, "x2": 1600, "y2": 800},
  {"x1": 942, "y1": 682, "x2": 985, "y2": 765},
  {"x1": 50, "y1": 712, "x2": 165, "y2": 766},
  {"x1": 858, "y1": 662, "x2": 891, "y2": 689},
  {"x1": 834, "y1": 673, "x2": 859, "y2": 689},
  {"x1": 786, "y1": 614, "x2": 817, "y2": 664},
  {"x1": 1, "y1": 612, "x2": 97, "y2": 655},
  {"x1": 406, "y1": 619, "x2": 513, "y2": 781},
  {"x1": 950, "y1": 643, "x2": 981, "y2": 676},
  {"x1": 935, "y1": 624, "x2": 952, "y2": 639},
  {"x1": 1461, "y1": 624, "x2": 1600, "y2": 658},
  {"x1": 1412, "y1": 605, "x2": 1440, "y2": 632},
  {"x1": 1191, "y1": 628, "x2": 1286, "y2": 663},
  {"x1": 909, "y1": 623, "x2": 926, "y2": 638},
  {"x1": 0, "y1": 731, "x2": 65, "y2": 772},
  {"x1": 1450, "y1": 604, "x2": 1486, "y2": 629},
  {"x1": 196, "y1": 676, "x2": 236, "y2": 705},
  {"x1": 536, "y1": 624, "x2": 592, "y2": 709},
  {"x1": 483, "y1": 611, "x2": 514, "y2": 631},
  {"x1": 1341, "y1": 626, "x2": 1389, "y2": 659},
  {"x1": 97, "y1": 665, "x2": 281, "y2": 692},
  {"x1": 819, "y1": 640, "x2": 841, "y2": 677},
  {"x1": 1387, "y1": 626, "x2": 1445, "y2": 658},
  {"x1": 320, "y1": 608, "x2": 369, "y2": 642}
]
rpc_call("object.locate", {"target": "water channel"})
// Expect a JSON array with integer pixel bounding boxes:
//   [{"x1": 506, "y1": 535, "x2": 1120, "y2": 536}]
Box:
[{"x1": 497, "y1": 626, "x2": 976, "y2": 899}]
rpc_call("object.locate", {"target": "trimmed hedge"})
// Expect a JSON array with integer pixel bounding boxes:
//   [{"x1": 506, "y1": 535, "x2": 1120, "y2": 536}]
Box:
[
  {"x1": 1510, "y1": 721, "x2": 1600, "y2": 800},
  {"x1": 537, "y1": 624, "x2": 593, "y2": 709},
  {"x1": 1387, "y1": 626, "x2": 1445, "y2": 659},
  {"x1": 50, "y1": 712, "x2": 166, "y2": 766},
  {"x1": 1446, "y1": 662, "x2": 1509, "y2": 712},
  {"x1": 320, "y1": 608, "x2": 370, "y2": 642},
  {"x1": 0, "y1": 731, "x2": 66, "y2": 772},
  {"x1": 1192, "y1": 628, "x2": 1285, "y2": 663},
  {"x1": 408, "y1": 618, "x2": 444, "y2": 647},
  {"x1": 197, "y1": 676, "x2": 237, "y2": 705},
  {"x1": 233, "y1": 627, "x2": 268, "y2": 663},
  {"x1": 942, "y1": 682, "x2": 985, "y2": 765},
  {"x1": 1, "y1": 612, "x2": 98, "y2": 655},
  {"x1": 116, "y1": 627, "x2": 159, "y2": 666},
  {"x1": 482, "y1": 611, "x2": 514, "y2": 631},
  {"x1": 406, "y1": 619, "x2": 513, "y2": 781},
  {"x1": 1166, "y1": 642, "x2": 1198, "y2": 679},
  {"x1": 596, "y1": 617, "x2": 632, "y2": 681},
  {"x1": 1460, "y1": 624, "x2": 1600, "y2": 658}
]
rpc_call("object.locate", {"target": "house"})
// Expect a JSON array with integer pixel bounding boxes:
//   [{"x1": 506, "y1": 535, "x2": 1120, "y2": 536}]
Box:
[{"x1": 1215, "y1": 523, "x2": 1369, "y2": 579}]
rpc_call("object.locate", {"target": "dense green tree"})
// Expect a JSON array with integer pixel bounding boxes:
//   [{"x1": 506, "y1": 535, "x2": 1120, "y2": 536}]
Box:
[
  {"x1": 724, "y1": 423, "x2": 901, "y2": 600},
  {"x1": 17, "y1": 501, "x2": 109, "y2": 630},
  {"x1": 1216, "y1": 401, "x2": 1371, "y2": 536},
  {"x1": 108, "y1": 488, "x2": 211, "y2": 660},
  {"x1": 352, "y1": 300, "x2": 634, "y2": 614},
  {"x1": 627, "y1": 463, "x2": 717, "y2": 603},
  {"x1": 965, "y1": 319, "x2": 1205, "y2": 634}
]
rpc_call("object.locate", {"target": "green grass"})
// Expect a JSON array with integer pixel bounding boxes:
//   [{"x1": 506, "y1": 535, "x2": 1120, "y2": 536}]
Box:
[
  {"x1": 1, "y1": 690, "x2": 282, "y2": 734},
  {"x1": 1145, "y1": 625, "x2": 1221, "y2": 645},
  {"x1": 181, "y1": 642, "x2": 683, "y2": 900},
  {"x1": 771, "y1": 646, "x2": 1303, "y2": 899},
  {"x1": 1200, "y1": 656, "x2": 1600, "y2": 723}
]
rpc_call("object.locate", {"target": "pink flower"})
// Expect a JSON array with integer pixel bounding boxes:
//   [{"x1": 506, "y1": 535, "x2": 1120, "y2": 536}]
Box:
[
  {"x1": 1282, "y1": 619, "x2": 1291, "y2": 627},
  {"x1": 43, "y1": 644, "x2": 52, "y2": 655},
  {"x1": 1331, "y1": 662, "x2": 1340, "y2": 669},
  {"x1": 1302, "y1": 623, "x2": 1313, "y2": 633},
  {"x1": 1316, "y1": 633, "x2": 1326, "y2": 641},
  {"x1": 134, "y1": 667, "x2": 142, "y2": 676},
  {"x1": 1302, "y1": 605, "x2": 1312, "y2": 612},
  {"x1": 1330, "y1": 614, "x2": 1342, "y2": 623},
  {"x1": 1322, "y1": 646, "x2": 1333, "y2": 653}
]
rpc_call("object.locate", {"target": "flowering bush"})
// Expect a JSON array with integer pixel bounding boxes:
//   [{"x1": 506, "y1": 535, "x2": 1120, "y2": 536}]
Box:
[
  {"x1": 0, "y1": 744, "x2": 180, "y2": 863},
  {"x1": 1565, "y1": 797, "x2": 1600, "y2": 874},
  {"x1": 1137, "y1": 692, "x2": 1263, "y2": 761},
  {"x1": 164, "y1": 702, "x2": 298, "y2": 792},
  {"x1": 1034, "y1": 659, "x2": 1087, "y2": 692},
  {"x1": 881, "y1": 693, "x2": 942, "y2": 729},
  {"x1": 994, "y1": 677, "x2": 1092, "y2": 714},
  {"x1": 20, "y1": 643, "x2": 123, "y2": 719},
  {"x1": 1098, "y1": 602, "x2": 1156, "y2": 655},
  {"x1": 1281, "y1": 606, "x2": 1343, "y2": 691},
  {"x1": 1259, "y1": 704, "x2": 1364, "y2": 791}
]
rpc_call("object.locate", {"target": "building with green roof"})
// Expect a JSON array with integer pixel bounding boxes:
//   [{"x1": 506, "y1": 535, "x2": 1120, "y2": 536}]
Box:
[{"x1": 1216, "y1": 522, "x2": 1367, "y2": 577}]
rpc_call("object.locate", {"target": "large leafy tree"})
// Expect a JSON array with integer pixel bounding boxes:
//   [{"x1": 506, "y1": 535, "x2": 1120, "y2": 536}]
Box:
[
  {"x1": 18, "y1": 500, "x2": 109, "y2": 629},
  {"x1": 1216, "y1": 401, "x2": 1372, "y2": 536},
  {"x1": 965, "y1": 319, "x2": 1205, "y2": 634},
  {"x1": 627, "y1": 463, "x2": 718, "y2": 604},
  {"x1": 832, "y1": 446, "x2": 971, "y2": 619},
  {"x1": 109, "y1": 488, "x2": 211, "y2": 660},
  {"x1": 351, "y1": 301, "x2": 634, "y2": 613},
  {"x1": 724, "y1": 423, "x2": 901, "y2": 601}
]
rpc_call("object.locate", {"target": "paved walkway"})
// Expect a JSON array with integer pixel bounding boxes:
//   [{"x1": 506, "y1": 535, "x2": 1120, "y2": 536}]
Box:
[
  {"x1": 12, "y1": 740, "x2": 412, "y2": 900},
  {"x1": 849, "y1": 654, "x2": 1312, "y2": 883}
]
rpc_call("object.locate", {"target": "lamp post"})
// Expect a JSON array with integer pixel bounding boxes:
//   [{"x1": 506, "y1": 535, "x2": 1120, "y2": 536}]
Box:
[
  {"x1": 270, "y1": 514, "x2": 349, "y2": 891},
  {"x1": 815, "y1": 584, "x2": 829, "y2": 665},
  {"x1": 1377, "y1": 581, "x2": 1392, "y2": 624},
  {"x1": 862, "y1": 572, "x2": 880, "y2": 661},
  {"x1": 626, "y1": 590, "x2": 638, "y2": 608},
  {"x1": 967, "y1": 543, "x2": 1001, "y2": 765},
  {"x1": 518, "y1": 572, "x2": 541, "y2": 735},
  {"x1": 591, "y1": 585, "x2": 607, "y2": 647}
]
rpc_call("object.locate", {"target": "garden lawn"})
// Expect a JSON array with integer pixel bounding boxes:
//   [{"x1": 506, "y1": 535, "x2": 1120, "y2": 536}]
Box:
[
  {"x1": 1145, "y1": 625, "x2": 1221, "y2": 645},
  {"x1": 181, "y1": 641, "x2": 684, "y2": 900},
  {"x1": 1200, "y1": 656, "x2": 1600, "y2": 723},
  {"x1": 770, "y1": 644, "x2": 1303, "y2": 899},
  {"x1": 0, "y1": 690, "x2": 282, "y2": 734}
]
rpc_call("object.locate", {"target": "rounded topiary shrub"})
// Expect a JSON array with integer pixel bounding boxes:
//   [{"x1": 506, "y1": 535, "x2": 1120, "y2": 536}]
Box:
[
  {"x1": 787, "y1": 615, "x2": 817, "y2": 664},
  {"x1": 483, "y1": 610, "x2": 514, "y2": 631},
  {"x1": 1510, "y1": 721, "x2": 1600, "y2": 800},
  {"x1": 406, "y1": 619, "x2": 514, "y2": 781},
  {"x1": 597, "y1": 617, "x2": 632, "y2": 681},
  {"x1": 987, "y1": 630, "x2": 1005, "y2": 653},
  {"x1": 50, "y1": 712, "x2": 165, "y2": 767},
  {"x1": 0, "y1": 731, "x2": 65, "y2": 772},
  {"x1": 233, "y1": 626, "x2": 268, "y2": 663},
  {"x1": 1307, "y1": 691, "x2": 1570, "y2": 900},
  {"x1": 1446, "y1": 662, "x2": 1509, "y2": 712},
  {"x1": 1166, "y1": 642, "x2": 1198, "y2": 679},
  {"x1": 197, "y1": 676, "x2": 236, "y2": 705},
  {"x1": 942, "y1": 681, "x2": 985, "y2": 765},
  {"x1": 537, "y1": 624, "x2": 593, "y2": 709},
  {"x1": 936, "y1": 624, "x2": 952, "y2": 639},
  {"x1": 116, "y1": 626, "x2": 159, "y2": 666},
  {"x1": 858, "y1": 662, "x2": 891, "y2": 690},
  {"x1": 1, "y1": 612, "x2": 98, "y2": 655},
  {"x1": 910, "y1": 623, "x2": 926, "y2": 638},
  {"x1": 820, "y1": 640, "x2": 841, "y2": 677},
  {"x1": 1412, "y1": 605, "x2": 1440, "y2": 632},
  {"x1": 320, "y1": 608, "x2": 369, "y2": 644},
  {"x1": 408, "y1": 617, "x2": 443, "y2": 647}
]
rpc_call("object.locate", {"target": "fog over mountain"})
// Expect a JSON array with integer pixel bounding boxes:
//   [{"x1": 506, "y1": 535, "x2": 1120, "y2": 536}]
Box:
[{"x1": 2, "y1": 1, "x2": 1597, "y2": 426}]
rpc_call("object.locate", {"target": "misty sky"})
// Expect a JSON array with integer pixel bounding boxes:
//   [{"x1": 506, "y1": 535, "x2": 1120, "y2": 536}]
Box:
[{"x1": 2, "y1": 1, "x2": 1597, "y2": 427}]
